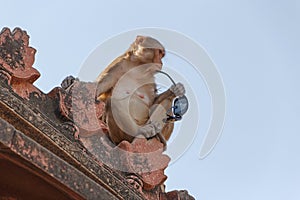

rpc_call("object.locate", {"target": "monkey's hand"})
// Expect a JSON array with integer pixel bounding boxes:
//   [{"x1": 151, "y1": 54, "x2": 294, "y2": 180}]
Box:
[
  {"x1": 61, "y1": 75, "x2": 78, "y2": 91},
  {"x1": 137, "y1": 121, "x2": 162, "y2": 139},
  {"x1": 170, "y1": 82, "x2": 185, "y2": 97}
]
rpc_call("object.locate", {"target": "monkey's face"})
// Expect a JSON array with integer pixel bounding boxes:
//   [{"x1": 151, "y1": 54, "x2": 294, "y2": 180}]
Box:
[
  {"x1": 134, "y1": 46, "x2": 165, "y2": 65},
  {"x1": 132, "y1": 36, "x2": 165, "y2": 65}
]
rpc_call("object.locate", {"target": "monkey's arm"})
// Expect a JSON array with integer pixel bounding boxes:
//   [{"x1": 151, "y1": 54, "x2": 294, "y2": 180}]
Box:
[
  {"x1": 150, "y1": 83, "x2": 185, "y2": 141},
  {"x1": 153, "y1": 82, "x2": 185, "y2": 105},
  {"x1": 95, "y1": 61, "x2": 125, "y2": 98},
  {"x1": 149, "y1": 90, "x2": 175, "y2": 141},
  {"x1": 153, "y1": 89, "x2": 175, "y2": 106}
]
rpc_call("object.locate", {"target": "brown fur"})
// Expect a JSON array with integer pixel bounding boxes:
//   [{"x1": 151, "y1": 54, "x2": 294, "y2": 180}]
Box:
[{"x1": 96, "y1": 36, "x2": 175, "y2": 145}]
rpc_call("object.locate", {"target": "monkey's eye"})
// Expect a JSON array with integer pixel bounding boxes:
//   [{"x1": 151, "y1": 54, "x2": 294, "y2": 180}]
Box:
[
  {"x1": 142, "y1": 48, "x2": 153, "y2": 54},
  {"x1": 143, "y1": 48, "x2": 152, "y2": 52}
]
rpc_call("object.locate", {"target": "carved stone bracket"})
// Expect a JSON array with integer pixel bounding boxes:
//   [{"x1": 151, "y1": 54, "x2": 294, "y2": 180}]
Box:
[
  {"x1": 57, "y1": 78, "x2": 108, "y2": 138},
  {"x1": 117, "y1": 138, "x2": 170, "y2": 191},
  {"x1": 0, "y1": 27, "x2": 41, "y2": 99}
]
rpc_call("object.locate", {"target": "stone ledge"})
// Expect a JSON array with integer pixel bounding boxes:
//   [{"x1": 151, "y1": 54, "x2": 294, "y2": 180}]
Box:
[{"x1": 0, "y1": 118, "x2": 118, "y2": 200}]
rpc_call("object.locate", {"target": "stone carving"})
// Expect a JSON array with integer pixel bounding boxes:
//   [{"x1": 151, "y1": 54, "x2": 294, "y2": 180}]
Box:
[
  {"x1": 58, "y1": 77, "x2": 108, "y2": 139},
  {"x1": 0, "y1": 28, "x2": 40, "y2": 99}
]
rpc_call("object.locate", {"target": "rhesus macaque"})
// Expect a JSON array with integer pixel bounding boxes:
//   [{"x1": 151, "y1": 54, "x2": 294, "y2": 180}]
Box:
[{"x1": 96, "y1": 36, "x2": 185, "y2": 145}]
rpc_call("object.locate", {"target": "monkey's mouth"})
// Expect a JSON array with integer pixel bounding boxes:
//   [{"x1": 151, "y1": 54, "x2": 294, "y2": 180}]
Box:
[{"x1": 153, "y1": 63, "x2": 163, "y2": 71}]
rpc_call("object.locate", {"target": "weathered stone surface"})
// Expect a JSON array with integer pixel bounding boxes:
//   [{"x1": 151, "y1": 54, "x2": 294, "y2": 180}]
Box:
[
  {"x1": 0, "y1": 118, "x2": 15, "y2": 147},
  {"x1": 0, "y1": 28, "x2": 41, "y2": 99},
  {"x1": 161, "y1": 190, "x2": 196, "y2": 200},
  {"x1": 0, "y1": 118, "x2": 118, "y2": 200},
  {"x1": 58, "y1": 79, "x2": 108, "y2": 137},
  {"x1": 117, "y1": 138, "x2": 170, "y2": 190}
]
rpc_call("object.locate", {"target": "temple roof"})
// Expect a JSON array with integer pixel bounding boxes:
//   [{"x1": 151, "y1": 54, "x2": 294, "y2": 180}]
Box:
[{"x1": 0, "y1": 27, "x2": 195, "y2": 200}]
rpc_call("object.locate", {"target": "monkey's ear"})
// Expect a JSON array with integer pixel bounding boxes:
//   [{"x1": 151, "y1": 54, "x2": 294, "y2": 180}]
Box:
[{"x1": 135, "y1": 35, "x2": 145, "y2": 44}]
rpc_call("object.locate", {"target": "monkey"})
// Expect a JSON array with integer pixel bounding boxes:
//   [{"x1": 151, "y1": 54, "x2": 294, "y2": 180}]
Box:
[{"x1": 95, "y1": 36, "x2": 185, "y2": 145}]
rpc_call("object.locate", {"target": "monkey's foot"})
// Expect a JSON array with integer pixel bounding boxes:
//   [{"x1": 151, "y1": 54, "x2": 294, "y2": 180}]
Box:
[{"x1": 137, "y1": 121, "x2": 162, "y2": 139}]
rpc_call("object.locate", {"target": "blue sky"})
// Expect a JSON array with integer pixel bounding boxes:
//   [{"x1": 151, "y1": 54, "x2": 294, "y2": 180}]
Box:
[{"x1": 2, "y1": 1, "x2": 300, "y2": 199}]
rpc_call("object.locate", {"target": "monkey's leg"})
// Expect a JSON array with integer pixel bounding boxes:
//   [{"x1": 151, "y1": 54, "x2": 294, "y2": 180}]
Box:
[
  {"x1": 136, "y1": 121, "x2": 162, "y2": 139},
  {"x1": 106, "y1": 97, "x2": 141, "y2": 144},
  {"x1": 150, "y1": 92, "x2": 175, "y2": 142},
  {"x1": 150, "y1": 83, "x2": 185, "y2": 142}
]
